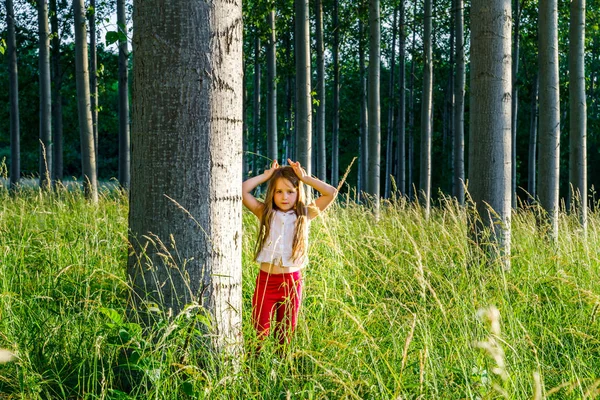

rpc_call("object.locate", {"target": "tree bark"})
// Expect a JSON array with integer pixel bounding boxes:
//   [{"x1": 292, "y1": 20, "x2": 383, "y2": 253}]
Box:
[
  {"x1": 89, "y1": 0, "x2": 98, "y2": 167},
  {"x1": 420, "y1": 0, "x2": 433, "y2": 216},
  {"x1": 266, "y1": 9, "x2": 278, "y2": 162},
  {"x1": 295, "y1": 0, "x2": 312, "y2": 174},
  {"x1": 384, "y1": 7, "x2": 398, "y2": 198},
  {"x1": 359, "y1": 13, "x2": 368, "y2": 198},
  {"x1": 50, "y1": 0, "x2": 63, "y2": 183},
  {"x1": 469, "y1": 0, "x2": 512, "y2": 270},
  {"x1": 367, "y1": 0, "x2": 381, "y2": 214},
  {"x1": 331, "y1": 0, "x2": 340, "y2": 187},
  {"x1": 74, "y1": 0, "x2": 98, "y2": 202},
  {"x1": 396, "y1": 0, "x2": 406, "y2": 196},
  {"x1": 7, "y1": 0, "x2": 20, "y2": 188},
  {"x1": 315, "y1": 0, "x2": 326, "y2": 181},
  {"x1": 568, "y1": 0, "x2": 587, "y2": 230},
  {"x1": 528, "y1": 74, "x2": 538, "y2": 201},
  {"x1": 129, "y1": 0, "x2": 243, "y2": 355},
  {"x1": 511, "y1": 0, "x2": 520, "y2": 208},
  {"x1": 408, "y1": 2, "x2": 416, "y2": 201},
  {"x1": 117, "y1": 0, "x2": 130, "y2": 188},
  {"x1": 538, "y1": 0, "x2": 560, "y2": 240},
  {"x1": 453, "y1": 0, "x2": 465, "y2": 204},
  {"x1": 38, "y1": 0, "x2": 52, "y2": 189}
]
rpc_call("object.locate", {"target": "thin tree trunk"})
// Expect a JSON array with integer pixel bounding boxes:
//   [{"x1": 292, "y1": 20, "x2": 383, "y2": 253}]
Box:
[
  {"x1": 569, "y1": 0, "x2": 587, "y2": 230},
  {"x1": 469, "y1": 0, "x2": 512, "y2": 270},
  {"x1": 243, "y1": 61, "x2": 249, "y2": 178},
  {"x1": 7, "y1": 0, "x2": 20, "y2": 188},
  {"x1": 89, "y1": 0, "x2": 98, "y2": 167},
  {"x1": 117, "y1": 0, "x2": 130, "y2": 188},
  {"x1": 385, "y1": 6, "x2": 398, "y2": 198},
  {"x1": 420, "y1": 0, "x2": 433, "y2": 216},
  {"x1": 315, "y1": 0, "x2": 326, "y2": 180},
  {"x1": 253, "y1": 34, "x2": 261, "y2": 174},
  {"x1": 511, "y1": 0, "x2": 520, "y2": 208},
  {"x1": 38, "y1": 0, "x2": 52, "y2": 189},
  {"x1": 396, "y1": 0, "x2": 406, "y2": 196},
  {"x1": 453, "y1": 0, "x2": 465, "y2": 204},
  {"x1": 359, "y1": 15, "x2": 368, "y2": 199},
  {"x1": 74, "y1": 0, "x2": 98, "y2": 202},
  {"x1": 528, "y1": 74, "x2": 538, "y2": 200},
  {"x1": 295, "y1": 0, "x2": 312, "y2": 174},
  {"x1": 446, "y1": 2, "x2": 455, "y2": 195},
  {"x1": 284, "y1": 31, "x2": 293, "y2": 163},
  {"x1": 408, "y1": 2, "x2": 416, "y2": 200},
  {"x1": 50, "y1": 0, "x2": 63, "y2": 183},
  {"x1": 129, "y1": 0, "x2": 243, "y2": 355},
  {"x1": 331, "y1": 0, "x2": 340, "y2": 186},
  {"x1": 367, "y1": 0, "x2": 381, "y2": 214},
  {"x1": 538, "y1": 0, "x2": 560, "y2": 240},
  {"x1": 266, "y1": 9, "x2": 278, "y2": 162}
]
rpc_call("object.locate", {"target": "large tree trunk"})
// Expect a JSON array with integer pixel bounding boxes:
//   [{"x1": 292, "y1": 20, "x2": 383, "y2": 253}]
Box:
[
  {"x1": 359, "y1": 14, "x2": 368, "y2": 198},
  {"x1": 385, "y1": 6, "x2": 398, "y2": 199},
  {"x1": 50, "y1": 0, "x2": 63, "y2": 183},
  {"x1": 511, "y1": 0, "x2": 520, "y2": 208},
  {"x1": 568, "y1": 0, "x2": 587, "y2": 230},
  {"x1": 538, "y1": 0, "x2": 560, "y2": 240},
  {"x1": 420, "y1": 0, "x2": 433, "y2": 216},
  {"x1": 117, "y1": 0, "x2": 130, "y2": 188},
  {"x1": 396, "y1": 0, "x2": 406, "y2": 196},
  {"x1": 266, "y1": 10, "x2": 278, "y2": 162},
  {"x1": 331, "y1": 0, "x2": 340, "y2": 187},
  {"x1": 74, "y1": 0, "x2": 98, "y2": 202},
  {"x1": 367, "y1": 0, "x2": 381, "y2": 214},
  {"x1": 528, "y1": 74, "x2": 539, "y2": 201},
  {"x1": 469, "y1": 0, "x2": 512, "y2": 270},
  {"x1": 315, "y1": 0, "x2": 326, "y2": 181},
  {"x1": 38, "y1": 0, "x2": 52, "y2": 189},
  {"x1": 453, "y1": 0, "x2": 465, "y2": 204},
  {"x1": 129, "y1": 0, "x2": 243, "y2": 355},
  {"x1": 89, "y1": 0, "x2": 98, "y2": 167},
  {"x1": 295, "y1": 0, "x2": 312, "y2": 174},
  {"x1": 7, "y1": 0, "x2": 20, "y2": 188},
  {"x1": 253, "y1": 34, "x2": 261, "y2": 174}
]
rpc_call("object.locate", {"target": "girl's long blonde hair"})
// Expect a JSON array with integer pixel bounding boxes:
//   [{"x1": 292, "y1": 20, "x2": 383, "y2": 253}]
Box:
[{"x1": 254, "y1": 167, "x2": 308, "y2": 263}]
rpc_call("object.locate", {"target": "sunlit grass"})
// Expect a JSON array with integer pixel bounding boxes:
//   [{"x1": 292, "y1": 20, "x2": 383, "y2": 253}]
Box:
[{"x1": 0, "y1": 186, "x2": 599, "y2": 399}]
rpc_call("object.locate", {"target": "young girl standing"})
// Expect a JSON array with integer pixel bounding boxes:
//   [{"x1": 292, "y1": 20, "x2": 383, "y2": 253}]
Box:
[{"x1": 242, "y1": 159, "x2": 337, "y2": 348}]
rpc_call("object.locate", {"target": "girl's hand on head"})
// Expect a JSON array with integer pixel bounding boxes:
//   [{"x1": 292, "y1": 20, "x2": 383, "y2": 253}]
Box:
[
  {"x1": 263, "y1": 160, "x2": 279, "y2": 180},
  {"x1": 287, "y1": 159, "x2": 308, "y2": 181}
]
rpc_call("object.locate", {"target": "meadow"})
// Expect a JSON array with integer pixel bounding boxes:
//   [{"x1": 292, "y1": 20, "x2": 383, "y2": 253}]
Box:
[{"x1": 0, "y1": 185, "x2": 599, "y2": 399}]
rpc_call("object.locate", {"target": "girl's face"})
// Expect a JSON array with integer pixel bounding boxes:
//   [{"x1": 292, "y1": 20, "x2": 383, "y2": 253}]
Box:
[{"x1": 272, "y1": 178, "x2": 298, "y2": 211}]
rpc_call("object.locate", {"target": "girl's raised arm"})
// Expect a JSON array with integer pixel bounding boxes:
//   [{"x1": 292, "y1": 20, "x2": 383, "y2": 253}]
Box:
[
  {"x1": 242, "y1": 160, "x2": 279, "y2": 218},
  {"x1": 287, "y1": 159, "x2": 338, "y2": 220}
]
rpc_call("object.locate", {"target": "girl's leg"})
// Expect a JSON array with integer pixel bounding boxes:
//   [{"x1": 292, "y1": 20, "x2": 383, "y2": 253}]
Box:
[
  {"x1": 274, "y1": 271, "x2": 303, "y2": 346},
  {"x1": 252, "y1": 271, "x2": 279, "y2": 340}
]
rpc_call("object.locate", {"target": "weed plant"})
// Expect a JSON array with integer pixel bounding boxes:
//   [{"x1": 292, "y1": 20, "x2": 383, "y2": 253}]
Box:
[{"x1": 0, "y1": 186, "x2": 599, "y2": 399}]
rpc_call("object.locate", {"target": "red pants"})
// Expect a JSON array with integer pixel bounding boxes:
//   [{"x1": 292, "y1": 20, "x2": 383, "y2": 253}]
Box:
[{"x1": 252, "y1": 270, "x2": 303, "y2": 345}]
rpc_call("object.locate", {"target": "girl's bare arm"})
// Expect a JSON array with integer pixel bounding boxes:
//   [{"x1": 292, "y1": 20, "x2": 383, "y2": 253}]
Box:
[
  {"x1": 287, "y1": 159, "x2": 338, "y2": 219},
  {"x1": 242, "y1": 161, "x2": 279, "y2": 218}
]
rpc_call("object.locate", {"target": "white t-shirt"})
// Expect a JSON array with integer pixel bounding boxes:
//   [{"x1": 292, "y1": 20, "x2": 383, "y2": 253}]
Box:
[{"x1": 256, "y1": 210, "x2": 308, "y2": 267}]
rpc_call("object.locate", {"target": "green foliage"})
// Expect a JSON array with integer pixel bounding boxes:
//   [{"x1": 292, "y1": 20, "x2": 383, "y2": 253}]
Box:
[{"x1": 1, "y1": 190, "x2": 600, "y2": 398}]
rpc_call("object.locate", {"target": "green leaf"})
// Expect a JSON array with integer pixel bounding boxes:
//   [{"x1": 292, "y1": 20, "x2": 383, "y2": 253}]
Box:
[
  {"x1": 99, "y1": 307, "x2": 123, "y2": 325},
  {"x1": 105, "y1": 31, "x2": 120, "y2": 46},
  {"x1": 0, "y1": 39, "x2": 6, "y2": 55},
  {"x1": 182, "y1": 381, "x2": 195, "y2": 396}
]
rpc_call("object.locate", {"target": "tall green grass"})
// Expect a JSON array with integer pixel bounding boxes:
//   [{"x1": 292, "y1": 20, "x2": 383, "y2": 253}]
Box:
[{"x1": 1, "y1": 186, "x2": 599, "y2": 399}]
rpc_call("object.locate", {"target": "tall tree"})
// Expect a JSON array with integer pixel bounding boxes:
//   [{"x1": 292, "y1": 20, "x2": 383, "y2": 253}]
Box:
[
  {"x1": 538, "y1": 0, "x2": 560, "y2": 240},
  {"x1": 420, "y1": 0, "x2": 433, "y2": 216},
  {"x1": 89, "y1": 0, "x2": 98, "y2": 163},
  {"x1": 528, "y1": 75, "x2": 539, "y2": 201},
  {"x1": 384, "y1": 6, "x2": 398, "y2": 199},
  {"x1": 331, "y1": 0, "x2": 340, "y2": 187},
  {"x1": 408, "y1": 1, "x2": 416, "y2": 200},
  {"x1": 266, "y1": 9, "x2": 278, "y2": 162},
  {"x1": 511, "y1": 0, "x2": 520, "y2": 208},
  {"x1": 568, "y1": 0, "x2": 587, "y2": 230},
  {"x1": 396, "y1": 0, "x2": 406, "y2": 196},
  {"x1": 315, "y1": 0, "x2": 325, "y2": 180},
  {"x1": 38, "y1": 0, "x2": 52, "y2": 189},
  {"x1": 358, "y1": 11, "x2": 368, "y2": 198},
  {"x1": 367, "y1": 0, "x2": 381, "y2": 213},
  {"x1": 50, "y1": 0, "x2": 64, "y2": 182},
  {"x1": 117, "y1": 0, "x2": 130, "y2": 188},
  {"x1": 469, "y1": 0, "x2": 512, "y2": 270},
  {"x1": 129, "y1": 0, "x2": 243, "y2": 354},
  {"x1": 453, "y1": 0, "x2": 465, "y2": 204},
  {"x1": 253, "y1": 34, "x2": 261, "y2": 172},
  {"x1": 295, "y1": 0, "x2": 312, "y2": 174},
  {"x1": 7, "y1": 0, "x2": 20, "y2": 188},
  {"x1": 74, "y1": 0, "x2": 98, "y2": 202}
]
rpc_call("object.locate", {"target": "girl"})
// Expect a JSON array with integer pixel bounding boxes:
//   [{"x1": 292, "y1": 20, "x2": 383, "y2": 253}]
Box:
[{"x1": 242, "y1": 159, "x2": 337, "y2": 348}]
